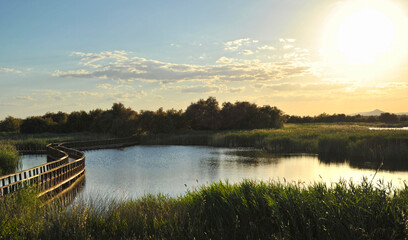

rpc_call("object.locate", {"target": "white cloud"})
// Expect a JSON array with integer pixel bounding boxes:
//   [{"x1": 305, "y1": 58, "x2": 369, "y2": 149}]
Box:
[
  {"x1": 53, "y1": 69, "x2": 91, "y2": 77},
  {"x1": 54, "y1": 51, "x2": 311, "y2": 84},
  {"x1": 163, "y1": 84, "x2": 244, "y2": 94},
  {"x1": 258, "y1": 45, "x2": 275, "y2": 50},
  {"x1": 280, "y1": 38, "x2": 296, "y2": 43},
  {"x1": 224, "y1": 38, "x2": 258, "y2": 51},
  {"x1": 71, "y1": 51, "x2": 128, "y2": 68},
  {"x1": 0, "y1": 67, "x2": 22, "y2": 74},
  {"x1": 216, "y1": 56, "x2": 233, "y2": 63},
  {"x1": 97, "y1": 83, "x2": 113, "y2": 89},
  {"x1": 239, "y1": 50, "x2": 254, "y2": 55}
]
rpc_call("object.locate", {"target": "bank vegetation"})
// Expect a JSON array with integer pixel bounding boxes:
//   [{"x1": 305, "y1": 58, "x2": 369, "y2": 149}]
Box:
[{"x1": 0, "y1": 179, "x2": 407, "y2": 239}]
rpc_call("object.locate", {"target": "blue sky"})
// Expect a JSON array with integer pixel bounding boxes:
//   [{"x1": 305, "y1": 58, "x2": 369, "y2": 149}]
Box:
[{"x1": 1, "y1": 0, "x2": 408, "y2": 119}]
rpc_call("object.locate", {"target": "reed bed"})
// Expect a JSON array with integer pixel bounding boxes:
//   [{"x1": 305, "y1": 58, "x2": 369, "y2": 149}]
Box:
[
  {"x1": 141, "y1": 124, "x2": 408, "y2": 171},
  {"x1": 0, "y1": 143, "x2": 19, "y2": 175},
  {"x1": 0, "y1": 132, "x2": 111, "y2": 153},
  {"x1": 0, "y1": 179, "x2": 407, "y2": 239}
]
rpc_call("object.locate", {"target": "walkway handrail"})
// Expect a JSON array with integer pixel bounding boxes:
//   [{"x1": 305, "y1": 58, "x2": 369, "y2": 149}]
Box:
[
  {"x1": 0, "y1": 143, "x2": 85, "y2": 198},
  {"x1": 0, "y1": 144, "x2": 68, "y2": 188},
  {"x1": 0, "y1": 136, "x2": 140, "y2": 199}
]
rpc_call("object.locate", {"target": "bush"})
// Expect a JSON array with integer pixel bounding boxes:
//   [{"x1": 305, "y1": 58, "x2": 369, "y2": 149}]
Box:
[
  {"x1": 1, "y1": 180, "x2": 407, "y2": 239},
  {"x1": 0, "y1": 144, "x2": 19, "y2": 175}
]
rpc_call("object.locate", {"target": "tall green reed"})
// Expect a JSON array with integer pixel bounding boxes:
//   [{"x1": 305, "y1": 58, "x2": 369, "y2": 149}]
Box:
[
  {"x1": 0, "y1": 143, "x2": 19, "y2": 175},
  {"x1": 1, "y1": 179, "x2": 407, "y2": 239}
]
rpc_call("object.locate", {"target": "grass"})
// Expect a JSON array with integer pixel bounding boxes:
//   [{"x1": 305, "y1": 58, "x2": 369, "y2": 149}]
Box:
[
  {"x1": 140, "y1": 123, "x2": 408, "y2": 171},
  {"x1": 0, "y1": 132, "x2": 113, "y2": 153},
  {"x1": 0, "y1": 144, "x2": 19, "y2": 175},
  {"x1": 1, "y1": 122, "x2": 408, "y2": 171},
  {"x1": 0, "y1": 179, "x2": 407, "y2": 239}
]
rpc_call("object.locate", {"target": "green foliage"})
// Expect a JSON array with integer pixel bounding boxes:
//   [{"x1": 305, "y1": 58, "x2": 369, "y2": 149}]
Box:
[
  {"x1": 287, "y1": 112, "x2": 408, "y2": 124},
  {"x1": 186, "y1": 96, "x2": 221, "y2": 130},
  {"x1": 318, "y1": 136, "x2": 348, "y2": 160},
  {"x1": 20, "y1": 116, "x2": 56, "y2": 134},
  {"x1": 0, "y1": 132, "x2": 110, "y2": 153},
  {"x1": 1, "y1": 97, "x2": 286, "y2": 136},
  {"x1": 185, "y1": 97, "x2": 284, "y2": 131},
  {"x1": 0, "y1": 116, "x2": 22, "y2": 133},
  {"x1": 0, "y1": 143, "x2": 19, "y2": 175},
  {"x1": 140, "y1": 124, "x2": 408, "y2": 170},
  {"x1": 0, "y1": 187, "x2": 44, "y2": 239},
  {"x1": 1, "y1": 180, "x2": 407, "y2": 239},
  {"x1": 379, "y1": 113, "x2": 399, "y2": 123}
]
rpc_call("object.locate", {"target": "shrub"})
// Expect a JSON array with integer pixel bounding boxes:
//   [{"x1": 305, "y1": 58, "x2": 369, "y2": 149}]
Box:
[{"x1": 0, "y1": 144, "x2": 19, "y2": 174}]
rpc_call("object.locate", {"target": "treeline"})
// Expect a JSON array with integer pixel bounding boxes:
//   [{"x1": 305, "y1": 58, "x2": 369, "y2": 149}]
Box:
[
  {"x1": 286, "y1": 112, "x2": 408, "y2": 123},
  {"x1": 0, "y1": 97, "x2": 285, "y2": 136}
]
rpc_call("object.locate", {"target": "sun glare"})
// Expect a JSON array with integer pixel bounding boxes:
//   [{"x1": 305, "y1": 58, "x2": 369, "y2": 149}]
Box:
[
  {"x1": 321, "y1": 0, "x2": 408, "y2": 81},
  {"x1": 337, "y1": 7, "x2": 394, "y2": 65}
]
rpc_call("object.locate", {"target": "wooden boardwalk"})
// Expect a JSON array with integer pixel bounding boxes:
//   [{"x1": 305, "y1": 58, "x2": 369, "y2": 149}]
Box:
[
  {"x1": 0, "y1": 143, "x2": 86, "y2": 199},
  {"x1": 0, "y1": 136, "x2": 140, "y2": 200}
]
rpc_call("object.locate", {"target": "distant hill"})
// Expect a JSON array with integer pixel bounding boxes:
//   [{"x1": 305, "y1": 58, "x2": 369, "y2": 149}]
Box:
[
  {"x1": 352, "y1": 109, "x2": 408, "y2": 116},
  {"x1": 352, "y1": 109, "x2": 385, "y2": 116}
]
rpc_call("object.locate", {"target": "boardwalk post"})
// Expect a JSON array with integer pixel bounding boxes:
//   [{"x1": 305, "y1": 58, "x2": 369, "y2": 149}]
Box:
[{"x1": 0, "y1": 143, "x2": 86, "y2": 201}]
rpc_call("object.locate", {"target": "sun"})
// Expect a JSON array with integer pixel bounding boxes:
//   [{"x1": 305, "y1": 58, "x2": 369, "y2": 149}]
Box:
[
  {"x1": 336, "y1": 7, "x2": 394, "y2": 65},
  {"x1": 321, "y1": 0, "x2": 408, "y2": 81}
]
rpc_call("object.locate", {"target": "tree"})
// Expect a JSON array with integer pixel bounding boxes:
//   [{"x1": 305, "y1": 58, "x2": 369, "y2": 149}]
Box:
[
  {"x1": 97, "y1": 103, "x2": 138, "y2": 136},
  {"x1": 185, "y1": 97, "x2": 221, "y2": 130},
  {"x1": 0, "y1": 116, "x2": 22, "y2": 132},
  {"x1": 379, "y1": 112, "x2": 398, "y2": 123},
  {"x1": 20, "y1": 117, "x2": 55, "y2": 134},
  {"x1": 67, "y1": 111, "x2": 91, "y2": 132}
]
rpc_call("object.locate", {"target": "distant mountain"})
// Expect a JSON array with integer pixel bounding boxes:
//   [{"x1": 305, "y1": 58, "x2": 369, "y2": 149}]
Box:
[
  {"x1": 352, "y1": 109, "x2": 408, "y2": 116},
  {"x1": 352, "y1": 109, "x2": 385, "y2": 116}
]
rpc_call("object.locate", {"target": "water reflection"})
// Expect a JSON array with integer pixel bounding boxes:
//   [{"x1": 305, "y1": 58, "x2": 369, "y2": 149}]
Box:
[
  {"x1": 79, "y1": 146, "x2": 408, "y2": 200},
  {"x1": 46, "y1": 175, "x2": 86, "y2": 206},
  {"x1": 319, "y1": 154, "x2": 408, "y2": 172},
  {"x1": 369, "y1": 127, "x2": 408, "y2": 130},
  {"x1": 16, "y1": 154, "x2": 47, "y2": 171}
]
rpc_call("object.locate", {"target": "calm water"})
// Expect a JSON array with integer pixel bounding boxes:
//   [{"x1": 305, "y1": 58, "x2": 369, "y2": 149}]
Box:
[
  {"x1": 369, "y1": 127, "x2": 408, "y2": 130},
  {"x1": 20, "y1": 146, "x2": 408, "y2": 200},
  {"x1": 17, "y1": 154, "x2": 47, "y2": 171}
]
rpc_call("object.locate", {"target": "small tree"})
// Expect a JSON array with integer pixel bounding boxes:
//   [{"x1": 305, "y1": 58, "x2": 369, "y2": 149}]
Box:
[
  {"x1": 0, "y1": 116, "x2": 22, "y2": 132},
  {"x1": 379, "y1": 112, "x2": 398, "y2": 123}
]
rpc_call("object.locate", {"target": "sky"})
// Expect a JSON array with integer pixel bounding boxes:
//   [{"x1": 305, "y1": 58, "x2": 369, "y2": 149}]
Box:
[{"x1": 1, "y1": 0, "x2": 408, "y2": 119}]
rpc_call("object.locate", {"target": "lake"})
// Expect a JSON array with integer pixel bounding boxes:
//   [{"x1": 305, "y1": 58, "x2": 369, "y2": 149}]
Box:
[
  {"x1": 19, "y1": 145, "x2": 408, "y2": 200},
  {"x1": 16, "y1": 154, "x2": 47, "y2": 171},
  {"x1": 369, "y1": 127, "x2": 408, "y2": 130}
]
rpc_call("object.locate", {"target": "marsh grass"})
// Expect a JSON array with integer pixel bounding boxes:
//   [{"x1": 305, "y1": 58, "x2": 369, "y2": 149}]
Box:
[
  {"x1": 1, "y1": 179, "x2": 408, "y2": 239},
  {"x1": 0, "y1": 143, "x2": 19, "y2": 175},
  {"x1": 141, "y1": 124, "x2": 408, "y2": 171},
  {"x1": 0, "y1": 132, "x2": 112, "y2": 153}
]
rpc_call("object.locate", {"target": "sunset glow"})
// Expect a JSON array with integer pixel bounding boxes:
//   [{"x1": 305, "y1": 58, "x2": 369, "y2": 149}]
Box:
[
  {"x1": 321, "y1": 0, "x2": 408, "y2": 83},
  {"x1": 0, "y1": 0, "x2": 407, "y2": 118},
  {"x1": 337, "y1": 7, "x2": 394, "y2": 65}
]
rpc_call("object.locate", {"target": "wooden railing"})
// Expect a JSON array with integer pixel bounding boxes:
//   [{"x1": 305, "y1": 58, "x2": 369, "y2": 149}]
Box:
[
  {"x1": 0, "y1": 136, "x2": 140, "y2": 200},
  {"x1": 0, "y1": 143, "x2": 85, "y2": 199}
]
